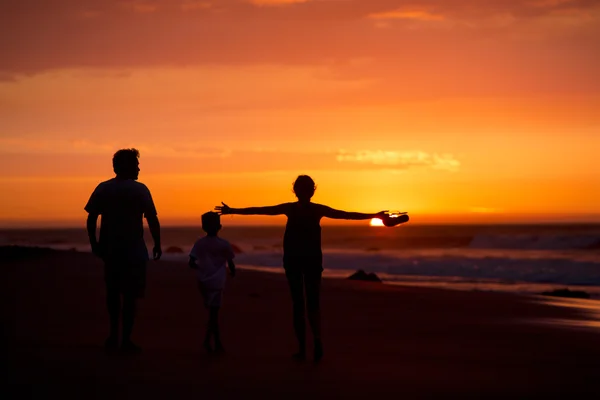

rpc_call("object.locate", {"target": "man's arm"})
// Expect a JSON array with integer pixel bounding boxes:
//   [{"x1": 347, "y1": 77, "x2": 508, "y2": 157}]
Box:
[
  {"x1": 86, "y1": 213, "x2": 102, "y2": 258},
  {"x1": 188, "y1": 256, "x2": 198, "y2": 269},
  {"x1": 146, "y1": 215, "x2": 162, "y2": 260},
  {"x1": 320, "y1": 205, "x2": 387, "y2": 221},
  {"x1": 215, "y1": 202, "x2": 289, "y2": 216}
]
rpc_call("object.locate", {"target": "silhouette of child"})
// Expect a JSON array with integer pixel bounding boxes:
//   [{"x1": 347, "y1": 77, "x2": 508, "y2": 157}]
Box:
[
  {"x1": 216, "y1": 175, "x2": 388, "y2": 362},
  {"x1": 189, "y1": 212, "x2": 236, "y2": 353}
]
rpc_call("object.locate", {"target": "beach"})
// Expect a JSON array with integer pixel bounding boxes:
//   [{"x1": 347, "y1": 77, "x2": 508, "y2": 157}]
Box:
[{"x1": 3, "y1": 246, "x2": 600, "y2": 398}]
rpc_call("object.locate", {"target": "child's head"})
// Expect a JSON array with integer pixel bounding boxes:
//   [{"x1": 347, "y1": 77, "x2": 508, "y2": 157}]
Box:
[
  {"x1": 202, "y1": 211, "x2": 221, "y2": 235},
  {"x1": 293, "y1": 175, "x2": 316, "y2": 202}
]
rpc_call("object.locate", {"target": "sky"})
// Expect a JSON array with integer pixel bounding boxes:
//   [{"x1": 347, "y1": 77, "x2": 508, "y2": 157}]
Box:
[{"x1": 1, "y1": 0, "x2": 599, "y2": 226}]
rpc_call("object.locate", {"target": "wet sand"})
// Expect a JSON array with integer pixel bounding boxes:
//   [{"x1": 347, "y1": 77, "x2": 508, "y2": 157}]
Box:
[{"x1": 3, "y1": 247, "x2": 600, "y2": 398}]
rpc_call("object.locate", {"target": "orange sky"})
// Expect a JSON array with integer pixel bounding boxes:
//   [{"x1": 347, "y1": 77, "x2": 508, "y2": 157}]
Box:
[{"x1": 1, "y1": 0, "x2": 599, "y2": 226}]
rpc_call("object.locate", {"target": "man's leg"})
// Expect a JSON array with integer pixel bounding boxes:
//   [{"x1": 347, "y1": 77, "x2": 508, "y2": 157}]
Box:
[
  {"x1": 104, "y1": 263, "x2": 120, "y2": 350},
  {"x1": 285, "y1": 268, "x2": 306, "y2": 359},
  {"x1": 105, "y1": 289, "x2": 120, "y2": 348},
  {"x1": 121, "y1": 295, "x2": 137, "y2": 345},
  {"x1": 305, "y1": 269, "x2": 323, "y2": 362},
  {"x1": 121, "y1": 261, "x2": 145, "y2": 353}
]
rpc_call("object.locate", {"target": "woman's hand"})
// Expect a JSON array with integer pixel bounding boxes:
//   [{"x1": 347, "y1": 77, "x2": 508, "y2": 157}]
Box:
[
  {"x1": 215, "y1": 202, "x2": 232, "y2": 215},
  {"x1": 375, "y1": 211, "x2": 389, "y2": 219}
]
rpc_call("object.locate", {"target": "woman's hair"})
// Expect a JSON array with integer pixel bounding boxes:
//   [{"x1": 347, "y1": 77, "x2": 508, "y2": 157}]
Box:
[
  {"x1": 293, "y1": 175, "x2": 316, "y2": 200},
  {"x1": 112, "y1": 148, "x2": 140, "y2": 176}
]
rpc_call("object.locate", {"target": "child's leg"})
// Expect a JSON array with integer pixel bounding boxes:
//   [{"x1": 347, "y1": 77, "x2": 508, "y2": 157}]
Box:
[
  {"x1": 199, "y1": 282, "x2": 214, "y2": 351},
  {"x1": 285, "y1": 268, "x2": 306, "y2": 357},
  {"x1": 209, "y1": 306, "x2": 223, "y2": 351},
  {"x1": 203, "y1": 307, "x2": 213, "y2": 351}
]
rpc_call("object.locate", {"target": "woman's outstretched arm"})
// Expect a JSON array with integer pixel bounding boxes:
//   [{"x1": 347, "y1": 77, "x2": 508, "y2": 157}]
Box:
[
  {"x1": 319, "y1": 205, "x2": 388, "y2": 220},
  {"x1": 215, "y1": 202, "x2": 290, "y2": 216}
]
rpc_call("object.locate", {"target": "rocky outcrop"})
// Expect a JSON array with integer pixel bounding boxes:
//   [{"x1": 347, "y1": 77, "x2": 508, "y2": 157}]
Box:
[{"x1": 347, "y1": 270, "x2": 382, "y2": 283}]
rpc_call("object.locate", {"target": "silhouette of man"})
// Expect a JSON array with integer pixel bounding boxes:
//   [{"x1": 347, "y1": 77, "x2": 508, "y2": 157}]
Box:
[{"x1": 85, "y1": 148, "x2": 162, "y2": 353}]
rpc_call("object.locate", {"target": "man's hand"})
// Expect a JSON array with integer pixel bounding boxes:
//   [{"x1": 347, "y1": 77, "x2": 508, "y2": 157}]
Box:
[
  {"x1": 228, "y1": 259, "x2": 236, "y2": 278},
  {"x1": 91, "y1": 242, "x2": 104, "y2": 260},
  {"x1": 153, "y1": 244, "x2": 162, "y2": 261},
  {"x1": 215, "y1": 202, "x2": 232, "y2": 215}
]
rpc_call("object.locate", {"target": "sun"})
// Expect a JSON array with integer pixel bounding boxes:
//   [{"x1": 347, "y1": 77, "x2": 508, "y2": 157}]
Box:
[{"x1": 370, "y1": 218, "x2": 385, "y2": 227}]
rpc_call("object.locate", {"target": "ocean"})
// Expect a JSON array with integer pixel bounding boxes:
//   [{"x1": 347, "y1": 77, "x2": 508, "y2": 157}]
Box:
[{"x1": 2, "y1": 224, "x2": 600, "y2": 296}]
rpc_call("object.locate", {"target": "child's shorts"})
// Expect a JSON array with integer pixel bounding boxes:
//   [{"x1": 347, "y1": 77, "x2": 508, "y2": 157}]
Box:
[{"x1": 197, "y1": 281, "x2": 223, "y2": 308}]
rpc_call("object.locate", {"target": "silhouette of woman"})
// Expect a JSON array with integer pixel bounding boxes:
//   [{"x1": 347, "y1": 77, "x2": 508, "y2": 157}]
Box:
[{"x1": 216, "y1": 175, "x2": 389, "y2": 362}]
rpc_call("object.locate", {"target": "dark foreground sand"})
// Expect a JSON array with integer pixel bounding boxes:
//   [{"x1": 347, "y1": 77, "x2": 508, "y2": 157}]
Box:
[{"x1": 2, "y1": 247, "x2": 600, "y2": 399}]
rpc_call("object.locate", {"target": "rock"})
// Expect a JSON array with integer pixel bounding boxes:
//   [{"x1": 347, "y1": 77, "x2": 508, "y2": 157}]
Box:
[
  {"x1": 165, "y1": 246, "x2": 184, "y2": 254},
  {"x1": 347, "y1": 270, "x2": 382, "y2": 283},
  {"x1": 0, "y1": 245, "x2": 56, "y2": 261},
  {"x1": 541, "y1": 288, "x2": 591, "y2": 299}
]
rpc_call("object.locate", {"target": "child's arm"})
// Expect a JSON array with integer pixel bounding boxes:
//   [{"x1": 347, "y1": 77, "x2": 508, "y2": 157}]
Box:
[
  {"x1": 319, "y1": 205, "x2": 388, "y2": 221},
  {"x1": 215, "y1": 202, "x2": 290, "y2": 216},
  {"x1": 188, "y1": 256, "x2": 198, "y2": 269},
  {"x1": 227, "y1": 259, "x2": 236, "y2": 277}
]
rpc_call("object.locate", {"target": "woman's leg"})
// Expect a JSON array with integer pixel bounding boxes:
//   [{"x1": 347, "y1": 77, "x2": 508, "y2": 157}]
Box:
[
  {"x1": 285, "y1": 268, "x2": 306, "y2": 358},
  {"x1": 304, "y1": 269, "x2": 323, "y2": 361}
]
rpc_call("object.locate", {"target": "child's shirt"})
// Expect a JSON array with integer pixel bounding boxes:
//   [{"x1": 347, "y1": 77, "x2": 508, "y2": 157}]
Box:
[{"x1": 189, "y1": 236, "x2": 235, "y2": 290}]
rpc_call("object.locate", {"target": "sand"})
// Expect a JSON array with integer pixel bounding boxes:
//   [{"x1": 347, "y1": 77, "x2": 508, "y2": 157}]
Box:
[{"x1": 2, "y1": 247, "x2": 600, "y2": 398}]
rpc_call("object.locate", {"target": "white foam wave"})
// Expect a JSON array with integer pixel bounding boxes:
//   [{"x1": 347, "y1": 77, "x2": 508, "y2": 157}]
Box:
[{"x1": 234, "y1": 250, "x2": 600, "y2": 286}]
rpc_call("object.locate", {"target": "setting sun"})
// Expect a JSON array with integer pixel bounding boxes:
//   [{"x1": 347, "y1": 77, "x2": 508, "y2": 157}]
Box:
[{"x1": 370, "y1": 218, "x2": 385, "y2": 227}]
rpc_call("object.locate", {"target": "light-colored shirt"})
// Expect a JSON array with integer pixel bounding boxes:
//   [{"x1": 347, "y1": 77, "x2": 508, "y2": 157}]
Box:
[
  {"x1": 189, "y1": 236, "x2": 235, "y2": 290},
  {"x1": 85, "y1": 178, "x2": 157, "y2": 262}
]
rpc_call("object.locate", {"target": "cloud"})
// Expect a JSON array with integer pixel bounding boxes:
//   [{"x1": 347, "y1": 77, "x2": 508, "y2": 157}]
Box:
[
  {"x1": 0, "y1": 140, "x2": 461, "y2": 177},
  {"x1": 0, "y1": 0, "x2": 599, "y2": 96},
  {"x1": 368, "y1": 10, "x2": 444, "y2": 21},
  {"x1": 336, "y1": 150, "x2": 460, "y2": 172},
  {"x1": 76, "y1": 10, "x2": 103, "y2": 19},
  {"x1": 120, "y1": 1, "x2": 159, "y2": 13},
  {"x1": 248, "y1": 0, "x2": 309, "y2": 5},
  {"x1": 180, "y1": 1, "x2": 212, "y2": 10},
  {"x1": 469, "y1": 207, "x2": 501, "y2": 214}
]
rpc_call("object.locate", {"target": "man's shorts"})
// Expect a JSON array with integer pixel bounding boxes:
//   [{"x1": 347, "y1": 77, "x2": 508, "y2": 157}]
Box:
[
  {"x1": 104, "y1": 260, "x2": 147, "y2": 298},
  {"x1": 197, "y1": 281, "x2": 223, "y2": 308}
]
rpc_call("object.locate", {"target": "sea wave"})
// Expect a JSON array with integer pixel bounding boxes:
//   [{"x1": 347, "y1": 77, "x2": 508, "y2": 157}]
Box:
[{"x1": 468, "y1": 234, "x2": 600, "y2": 250}]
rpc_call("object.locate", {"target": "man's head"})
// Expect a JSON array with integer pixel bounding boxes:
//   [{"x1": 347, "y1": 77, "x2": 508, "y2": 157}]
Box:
[
  {"x1": 293, "y1": 175, "x2": 316, "y2": 202},
  {"x1": 202, "y1": 212, "x2": 221, "y2": 236},
  {"x1": 113, "y1": 148, "x2": 140, "y2": 180}
]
